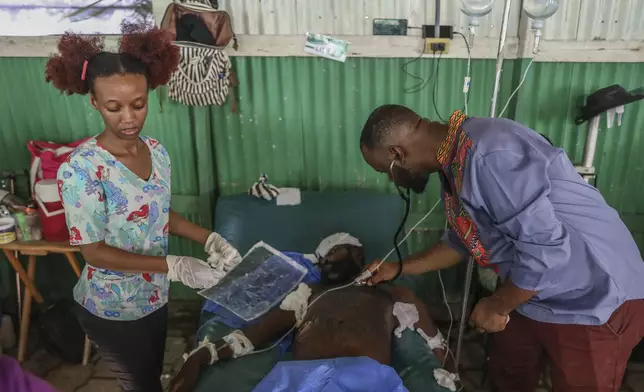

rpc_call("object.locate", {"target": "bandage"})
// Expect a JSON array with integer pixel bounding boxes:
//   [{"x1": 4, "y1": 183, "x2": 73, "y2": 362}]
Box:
[
  {"x1": 393, "y1": 302, "x2": 419, "y2": 338},
  {"x1": 392, "y1": 302, "x2": 446, "y2": 350},
  {"x1": 303, "y1": 254, "x2": 318, "y2": 264},
  {"x1": 434, "y1": 368, "x2": 459, "y2": 392},
  {"x1": 182, "y1": 337, "x2": 219, "y2": 365},
  {"x1": 280, "y1": 283, "x2": 312, "y2": 327},
  {"x1": 222, "y1": 330, "x2": 254, "y2": 358},
  {"x1": 315, "y1": 233, "x2": 362, "y2": 260},
  {"x1": 419, "y1": 328, "x2": 446, "y2": 350}
]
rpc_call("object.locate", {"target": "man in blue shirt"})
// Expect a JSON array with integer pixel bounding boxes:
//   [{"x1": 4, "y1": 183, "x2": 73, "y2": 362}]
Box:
[{"x1": 359, "y1": 105, "x2": 644, "y2": 391}]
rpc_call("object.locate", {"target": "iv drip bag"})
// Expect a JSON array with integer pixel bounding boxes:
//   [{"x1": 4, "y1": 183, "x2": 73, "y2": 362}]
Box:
[
  {"x1": 523, "y1": 0, "x2": 559, "y2": 27},
  {"x1": 460, "y1": 0, "x2": 495, "y2": 46},
  {"x1": 461, "y1": 0, "x2": 495, "y2": 19}
]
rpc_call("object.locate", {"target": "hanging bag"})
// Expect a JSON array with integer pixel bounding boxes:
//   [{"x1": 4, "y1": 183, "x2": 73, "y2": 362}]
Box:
[
  {"x1": 27, "y1": 138, "x2": 89, "y2": 242},
  {"x1": 161, "y1": 1, "x2": 239, "y2": 110}
]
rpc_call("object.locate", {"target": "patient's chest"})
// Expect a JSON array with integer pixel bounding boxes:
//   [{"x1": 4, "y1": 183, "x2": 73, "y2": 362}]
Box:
[{"x1": 292, "y1": 286, "x2": 395, "y2": 364}]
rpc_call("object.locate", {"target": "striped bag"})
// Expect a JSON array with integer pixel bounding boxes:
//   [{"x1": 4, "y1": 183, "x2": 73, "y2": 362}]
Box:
[
  {"x1": 161, "y1": 1, "x2": 238, "y2": 109},
  {"x1": 169, "y1": 43, "x2": 232, "y2": 106}
]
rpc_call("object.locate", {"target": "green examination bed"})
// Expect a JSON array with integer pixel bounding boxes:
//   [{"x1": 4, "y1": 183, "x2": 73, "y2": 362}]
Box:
[{"x1": 194, "y1": 191, "x2": 449, "y2": 392}]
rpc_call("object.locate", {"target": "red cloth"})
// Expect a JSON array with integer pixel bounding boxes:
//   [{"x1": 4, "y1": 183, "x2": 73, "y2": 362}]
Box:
[
  {"x1": 27, "y1": 139, "x2": 89, "y2": 182},
  {"x1": 489, "y1": 299, "x2": 644, "y2": 391}
]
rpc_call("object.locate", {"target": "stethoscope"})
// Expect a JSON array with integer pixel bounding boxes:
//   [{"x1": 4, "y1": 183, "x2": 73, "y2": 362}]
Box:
[{"x1": 388, "y1": 158, "x2": 411, "y2": 282}]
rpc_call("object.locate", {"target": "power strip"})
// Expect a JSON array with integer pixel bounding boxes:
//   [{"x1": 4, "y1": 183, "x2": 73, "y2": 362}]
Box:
[{"x1": 424, "y1": 38, "x2": 451, "y2": 54}]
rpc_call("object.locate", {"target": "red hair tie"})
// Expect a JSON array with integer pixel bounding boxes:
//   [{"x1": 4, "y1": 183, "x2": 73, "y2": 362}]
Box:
[{"x1": 80, "y1": 59, "x2": 88, "y2": 81}]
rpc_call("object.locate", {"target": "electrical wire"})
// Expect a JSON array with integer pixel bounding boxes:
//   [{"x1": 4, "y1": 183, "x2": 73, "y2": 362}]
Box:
[
  {"x1": 402, "y1": 49, "x2": 437, "y2": 94},
  {"x1": 453, "y1": 31, "x2": 472, "y2": 115},
  {"x1": 432, "y1": 51, "x2": 446, "y2": 122},
  {"x1": 427, "y1": 32, "x2": 472, "y2": 122},
  {"x1": 401, "y1": 50, "x2": 425, "y2": 92},
  {"x1": 438, "y1": 221, "x2": 460, "y2": 389},
  {"x1": 437, "y1": 268, "x2": 463, "y2": 391},
  {"x1": 391, "y1": 187, "x2": 411, "y2": 281},
  {"x1": 498, "y1": 57, "x2": 534, "y2": 118}
]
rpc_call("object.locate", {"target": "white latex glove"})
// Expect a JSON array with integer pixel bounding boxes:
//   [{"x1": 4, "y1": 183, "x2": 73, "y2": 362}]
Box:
[
  {"x1": 166, "y1": 255, "x2": 225, "y2": 289},
  {"x1": 204, "y1": 232, "x2": 242, "y2": 271}
]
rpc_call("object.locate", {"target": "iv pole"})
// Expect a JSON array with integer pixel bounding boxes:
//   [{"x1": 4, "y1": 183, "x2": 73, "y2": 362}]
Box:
[
  {"x1": 489, "y1": 0, "x2": 513, "y2": 118},
  {"x1": 454, "y1": 0, "x2": 514, "y2": 371}
]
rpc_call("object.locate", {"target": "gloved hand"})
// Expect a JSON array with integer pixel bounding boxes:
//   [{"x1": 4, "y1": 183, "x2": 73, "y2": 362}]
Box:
[
  {"x1": 204, "y1": 232, "x2": 242, "y2": 272},
  {"x1": 166, "y1": 255, "x2": 225, "y2": 289}
]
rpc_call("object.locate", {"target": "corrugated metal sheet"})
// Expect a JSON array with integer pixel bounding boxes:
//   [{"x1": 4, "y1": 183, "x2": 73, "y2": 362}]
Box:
[
  {"x1": 218, "y1": 0, "x2": 644, "y2": 41},
  {"x1": 218, "y1": 0, "x2": 521, "y2": 38},
  {"x1": 1, "y1": 57, "x2": 643, "y2": 300},
  {"x1": 511, "y1": 61, "x2": 644, "y2": 216},
  {"x1": 208, "y1": 56, "x2": 508, "y2": 231},
  {"x1": 541, "y1": 0, "x2": 644, "y2": 41}
]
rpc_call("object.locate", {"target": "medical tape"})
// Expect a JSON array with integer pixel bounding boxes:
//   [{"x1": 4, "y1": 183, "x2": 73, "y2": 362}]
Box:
[
  {"x1": 418, "y1": 328, "x2": 446, "y2": 351},
  {"x1": 392, "y1": 302, "x2": 420, "y2": 338},
  {"x1": 222, "y1": 330, "x2": 254, "y2": 358},
  {"x1": 433, "y1": 368, "x2": 459, "y2": 392},
  {"x1": 315, "y1": 233, "x2": 362, "y2": 260},
  {"x1": 280, "y1": 283, "x2": 312, "y2": 327},
  {"x1": 182, "y1": 337, "x2": 220, "y2": 365}
]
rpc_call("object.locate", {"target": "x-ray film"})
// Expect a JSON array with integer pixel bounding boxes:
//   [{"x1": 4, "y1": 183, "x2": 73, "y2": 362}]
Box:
[{"x1": 199, "y1": 242, "x2": 308, "y2": 322}]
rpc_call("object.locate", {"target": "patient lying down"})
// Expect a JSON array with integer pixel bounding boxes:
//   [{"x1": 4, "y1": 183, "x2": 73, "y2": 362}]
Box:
[{"x1": 170, "y1": 234, "x2": 457, "y2": 392}]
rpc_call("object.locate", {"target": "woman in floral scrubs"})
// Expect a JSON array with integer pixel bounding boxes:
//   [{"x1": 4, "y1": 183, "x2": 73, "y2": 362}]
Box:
[{"x1": 49, "y1": 25, "x2": 241, "y2": 391}]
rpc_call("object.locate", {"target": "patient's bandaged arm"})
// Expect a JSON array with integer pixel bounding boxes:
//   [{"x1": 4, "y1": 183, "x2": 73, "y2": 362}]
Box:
[
  {"x1": 223, "y1": 330, "x2": 255, "y2": 358},
  {"x1": 183, "y1": 337, "x2": 219, "y2": 365},
  {"x1": 279, "y1": 283, "x2": 312, "y2": 327}
]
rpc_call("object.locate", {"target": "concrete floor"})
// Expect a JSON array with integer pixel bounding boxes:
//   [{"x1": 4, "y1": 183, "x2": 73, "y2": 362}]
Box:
[{"x1": 12, "y1": 302, "x2": 644, "y2": 391}]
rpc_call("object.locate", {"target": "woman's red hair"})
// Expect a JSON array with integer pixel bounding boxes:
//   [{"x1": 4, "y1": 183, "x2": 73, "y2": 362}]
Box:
[
  {"x1": 119, "y1": 22, "x2": 180, "y2": 89},
  {"x1": 45, "y1": 34, "x2": 104, "y2": 95},
  {"x1": 45, "y1": 22, "x2": 180, "y2": 95}
]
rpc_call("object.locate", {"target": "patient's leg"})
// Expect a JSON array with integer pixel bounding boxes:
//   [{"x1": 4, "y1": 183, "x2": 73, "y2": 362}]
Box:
[{"x1": 383, "y1": 285, "x2": 455, "y2": 373}]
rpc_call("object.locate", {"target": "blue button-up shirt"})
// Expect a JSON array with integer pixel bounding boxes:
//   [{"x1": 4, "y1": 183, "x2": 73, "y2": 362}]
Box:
[{"x1": 440, "y1": 114, "x2": 644, "y2": 325}]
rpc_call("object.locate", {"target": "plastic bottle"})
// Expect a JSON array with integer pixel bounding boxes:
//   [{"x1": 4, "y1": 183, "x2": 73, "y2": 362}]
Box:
[{"x1": 24, "y1": 202, "x2": 42, "y2": 241}]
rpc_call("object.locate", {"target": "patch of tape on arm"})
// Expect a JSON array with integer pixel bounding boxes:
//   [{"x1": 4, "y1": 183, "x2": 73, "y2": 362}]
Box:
[
  {"x1": 183, "y1": 337, "x2": 219, "y2": 365},
  {"x1": 279, "y1": 283, "x2": 312, "y2": 327},
  {"x1": 222, "y1": 330, "x2": 255, "y2": 358}
]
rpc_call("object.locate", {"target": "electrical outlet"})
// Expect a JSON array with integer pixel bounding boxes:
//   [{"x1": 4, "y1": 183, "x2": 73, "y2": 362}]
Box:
[{"x1": 424, "y1": 38, "x2": 450, "y2": 54}]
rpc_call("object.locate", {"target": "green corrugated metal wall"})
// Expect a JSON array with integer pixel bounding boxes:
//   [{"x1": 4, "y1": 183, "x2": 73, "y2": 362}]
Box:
[{"x1": 1, "y1": 57, "x2": 643, "y2": 301}]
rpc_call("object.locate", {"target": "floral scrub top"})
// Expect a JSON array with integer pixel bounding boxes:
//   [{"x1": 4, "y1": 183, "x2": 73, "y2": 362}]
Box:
[{"x1": 57, "y1": 136, "x2": 171, "y2": 321}]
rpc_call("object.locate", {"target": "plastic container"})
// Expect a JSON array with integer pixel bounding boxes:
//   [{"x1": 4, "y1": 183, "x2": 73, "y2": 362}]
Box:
[
  {"x1": 0, "y1": 217, "x2": 16, "y2": 244},
  {"x1": 24, "y1": 203, "x2": 43, "y2": 241}
]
